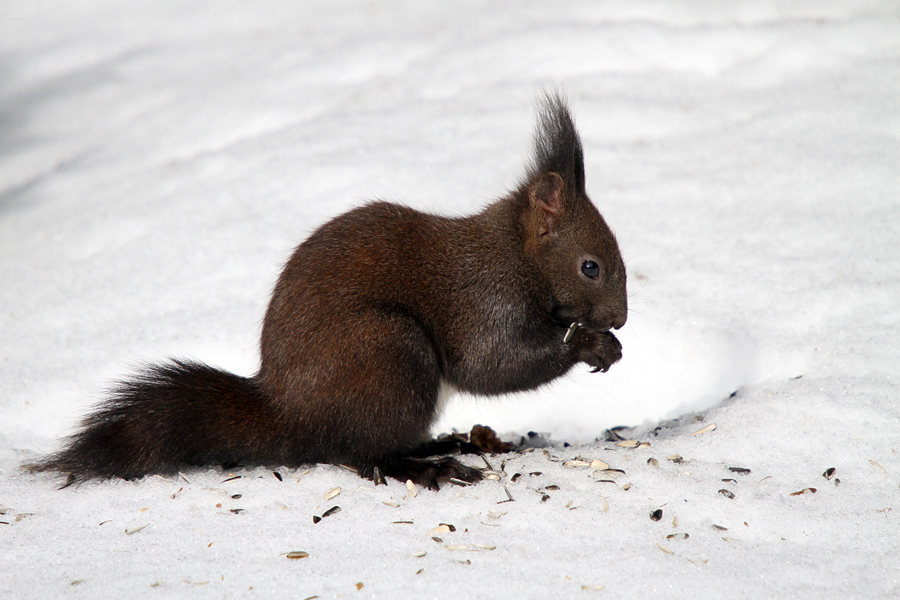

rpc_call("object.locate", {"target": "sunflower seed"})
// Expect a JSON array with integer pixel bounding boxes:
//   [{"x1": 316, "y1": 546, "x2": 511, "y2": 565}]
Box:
[
  {"x1": 657, "y1": 543, "x2": 674, "y2": 554},
  {"x1": 410, "y1": 551, "x2": 427, "y2": 558},
  {"x1": 428, "y1": 525, "x2": 452, "y2": 536},
  {"x1": 691, "y1": 423, "x2": 717, "y2": 436},
  {"x1": 869, "y1": 460, "x2": 888, "y2": 474},
  {"x1": 125, "y1": 524, "x2": 149, "y2": 535},
  {"x1": 322, "y1": 487, "x2": 341, "y2": 500},
  {"x1": 406, "y1": 480, "x2": 418, "y2": 498},
  {"x1": 616, "y1": 440, "x2": 639, "y2": 448}
]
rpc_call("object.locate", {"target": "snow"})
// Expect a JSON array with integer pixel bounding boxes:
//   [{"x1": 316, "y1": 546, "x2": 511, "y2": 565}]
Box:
[{"x1": 1, "y1": 0, "x2": 899, "y2": 598}]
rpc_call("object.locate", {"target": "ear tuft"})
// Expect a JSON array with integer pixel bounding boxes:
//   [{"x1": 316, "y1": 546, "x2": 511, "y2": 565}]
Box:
[{"x1": 529, "y1": 172, "x2": 565, "y2": 237}]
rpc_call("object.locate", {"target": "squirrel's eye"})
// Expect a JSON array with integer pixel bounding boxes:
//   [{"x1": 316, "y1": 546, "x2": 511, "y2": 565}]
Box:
[{"x1": 581, "y1": 260, "x2": 600, "y2": 279}]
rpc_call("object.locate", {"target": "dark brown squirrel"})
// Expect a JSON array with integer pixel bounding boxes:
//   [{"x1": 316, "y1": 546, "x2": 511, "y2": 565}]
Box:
[{"x1": 31, "y1": 93, "x2": 628, "y2": 490}]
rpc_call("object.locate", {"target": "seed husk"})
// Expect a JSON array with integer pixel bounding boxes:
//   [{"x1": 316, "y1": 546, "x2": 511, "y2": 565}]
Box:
[
  {"x1": 869, "y1": 460, "x2": 888, "y2": 474},
  {"x1": 125, "y1": 524, "x2": 149, "y2": 535},
  {"x1": 823, "y1": 467, "x2": 836, "y2": 480},
  {"x1": 544, "y1": 485, "x2": 560, "y2": 491},
  {"x1": 428, "y1": 525, "x2": 452, "y2": 536},
  {"x1": 273, "y1": 471, "x2": 283, "y2": 481},
  {"x1": 444, "y1": 544, "x2": 469, "y2": 551},
  {"x1": 616, "y1": 440, "x2": 639, "y2": 448},
  {"x1": 712, "y1": 524, "x2": 727, "y2": 531},
  {"x1": 650, "y1": 509, "x2": 663, "y2": 521},
  {"x1": 563, "y1": 460, "x2": 591, "y2": 468},
  {"x1": 406, "y1": 480, "x2": 418, "y2": 498},
  {"x1": 410, "y1": 551, "x2": 427, "y2": 558},
  {"x1": 789, "y1": 487, "x2": 817, "y2": 496},
  {"x1": 691, "y1": 423, "x2": 717, "y2": 436},
  {"x1": 286, "y1": 551, "x2": 309, "y2": 559},
  {"x1": 728, "y1": 467, "x2": 751, "y2": 474},
  {"x1": 667, "y1": 533, "x2": 689, "y2": 540},
  {"x1": 647, "y1": 458, "x2": 659, "y2": 468},
  {"x1": 718, "y1": 489, "x2": 735, "y2": 499},
  {"x1": 666, "y1": 455, "x2": 683, "y2": 463},
  {"x1": 322, "y1": 506, "x2": 341, "y2": 518},
  {"x1": 590, "y1": 459, "x2": 610, "y2": 470},
  {"x1": 322, "y1": 487, "x2": 341, "y2": 500},
  {"x1": 581, "y1": 585, "x2": 605, "y2": 591},
  {"x1": 657, "y1": 543, "x2": 674, "y2": 554},
  {"x1": 382, "y1": 501, "x2": 400, "y2": 508}
]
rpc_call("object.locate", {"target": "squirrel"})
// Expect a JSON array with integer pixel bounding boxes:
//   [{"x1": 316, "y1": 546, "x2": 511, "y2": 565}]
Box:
[{"x1": 30, "y1": 93, "x2": 628, "y2": 490}]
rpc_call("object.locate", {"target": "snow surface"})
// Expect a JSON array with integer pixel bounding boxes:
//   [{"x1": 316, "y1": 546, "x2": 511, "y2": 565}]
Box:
[{"x1": 1, "y1": 0, "x2": 899, "y2": 598}]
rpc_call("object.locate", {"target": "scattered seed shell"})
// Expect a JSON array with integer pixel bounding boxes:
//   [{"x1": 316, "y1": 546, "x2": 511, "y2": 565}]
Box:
[
  {"x1": 286, "y1": 551, "x2": 309, "y2": 559},
  {"x1": 691, "y1": 423, "x2": 717, "y2": 436},
  {"x1": 125, "y1": 524, "x2": 149, "y2": 535},
  {"x1": 544, "y1": 485, "x2": 560, "y2": 491},
  {"x1": 823, "y1": 467, "x2": 836, "y2": 480},
  {"x1": 657, "y1": 543, "x2": 674, "y2": 554},
  {"x1": 322, "y1": 506, "x2": 341, "y2": 518},
  {"x1": 474, "y1": 544, "x2": 496, "y2": 551},
  {"x1": 410, "y1": 551, "x2": 427, "y2": 558},
  {"x1": 428, "y1": 525, "x2": 452, "y2": 536},
  {"x1": 729, "y1": 467, "x2": 751, "y2": 474},
  {"x1": 406, "y1": 480, "x2": 418, "y2": 498},
  {"x1": 650, "y1": 509, "x2": 663, "y2": 521},
  {"x1": 647, "y1": 458, "x2": 659, "y2": 468},
  {"x1": 616, "y1": 440, "x2": 639, "y2": 448},
  {"x1": 789, "y1": 487, "x2": 817, "y2": 496},
  {"x1": 718, "y1": 489, "x2": 735, "y2": 500},
  {"x1": 667, "y1": 533, "x2": 689, "y2": 540},
  {"x1": 444, "y1": 544, "x2": 469, "y2": 551},
  {"x1": 322, "y1": 487, "x2": 341, "y2": 500},
  {"x1": 621, "y1": 483, "x2": 632, "y2": 491},
  {"x1": 382, "y1": 501, "x2": 400, "y2": 508},
  {"x1": 712, "y1": 524, "x2": 727, "y2": 531},
  {"x1": 563, "y1": 460, "x2": 591, "y2": 468},
  {"x1": 581, "y1": 585, "x2": 605, "y2": 591},
  {"x1": 666, "y1": 455, "x2": 683, "y2": 463},
  {"x1": 869, "y1": 460, "x2": 888, "y2": 474},
  {"x1": 590, "y1": 459, "x2": 610, "y2": 470}
]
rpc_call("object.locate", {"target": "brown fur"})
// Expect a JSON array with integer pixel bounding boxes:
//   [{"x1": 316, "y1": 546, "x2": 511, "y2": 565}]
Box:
[{"x1": 30, "y1": 93, "x2": 627, "y2": 490}]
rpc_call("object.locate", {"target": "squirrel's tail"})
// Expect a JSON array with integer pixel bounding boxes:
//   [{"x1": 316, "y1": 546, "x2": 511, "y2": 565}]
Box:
[{"x1": 29, "y1": 360, "x2": 291, "y2": 485}]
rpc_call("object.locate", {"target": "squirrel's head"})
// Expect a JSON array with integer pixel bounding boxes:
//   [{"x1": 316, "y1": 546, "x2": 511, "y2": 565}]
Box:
[{"x1": 521, "y1": 93, "x2": 628, "y2": 333}]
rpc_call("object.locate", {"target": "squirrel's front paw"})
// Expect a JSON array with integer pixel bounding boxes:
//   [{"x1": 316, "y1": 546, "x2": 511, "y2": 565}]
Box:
[{"x1": 573, "y1": 329, "x2": 622, "y2": 373}]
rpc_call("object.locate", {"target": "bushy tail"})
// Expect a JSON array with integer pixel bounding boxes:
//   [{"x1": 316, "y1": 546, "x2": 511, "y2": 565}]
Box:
[{"x1": 29, "y1": 360, "x2": 291, "y2": 485}]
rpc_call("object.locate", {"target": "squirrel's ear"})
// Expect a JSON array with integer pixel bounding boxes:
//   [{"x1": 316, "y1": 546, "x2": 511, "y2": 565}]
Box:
[{"x1": 529, "y1": 172, "x2": 566, "y2": 237}]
